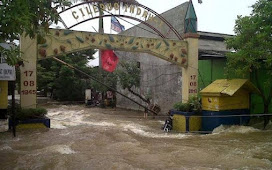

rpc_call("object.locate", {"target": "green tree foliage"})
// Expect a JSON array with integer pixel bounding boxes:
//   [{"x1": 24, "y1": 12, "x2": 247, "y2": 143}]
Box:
[
  {"x1": 37, "y1": 49, "x2": 95, "y2": 101},
  {"x1": 115, "y1": 60, "x2": 149, "y2": 103},
  {"x1": 0, "y1": 0, "x2": 71, "y2": 65},
  {"x1": 87, "y1": 60, "x2": 147, "y2": 104},
  {"x1": 225, "y1": 0, "x2": 272, "y2": 127},
  {"x1": 88, "y1": 67, "x2": 117, "y2": 93},
  {"x1": 54, "y1": 65, "x2": 86, "y2": 101},
  {"x1": 117, "y1": 60, "x2": 140, "y2": 90}
]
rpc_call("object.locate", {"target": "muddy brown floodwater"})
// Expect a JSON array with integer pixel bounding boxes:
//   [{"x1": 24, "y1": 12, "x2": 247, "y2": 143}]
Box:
[{"x1": 0, "y1": 105, "x2": 272, "y2": 169}]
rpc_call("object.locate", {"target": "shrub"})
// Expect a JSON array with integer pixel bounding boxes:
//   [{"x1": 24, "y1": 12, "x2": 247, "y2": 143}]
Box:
[
  {"x1": 173, "y1": 95, "x2": 201, "y2": 113},
  {"x1": 8, "y1": 105, "x2": 47, "y2": 120},
  {"x1": 188, "y1": 95, "x2": 202, "y2": 113},
  {"x1": 173, "y1": 102, "x2": 191, "y2": 112}
]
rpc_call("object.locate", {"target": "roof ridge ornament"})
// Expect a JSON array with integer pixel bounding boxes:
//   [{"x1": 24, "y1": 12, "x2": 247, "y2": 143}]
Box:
[{"x1": 184, "y1": 0, "x2": 198, "y2": 34}]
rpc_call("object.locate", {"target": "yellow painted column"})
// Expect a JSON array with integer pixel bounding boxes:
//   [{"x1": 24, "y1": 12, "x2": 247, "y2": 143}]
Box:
[
  {"x1": 20, "y1": 35, "x2": 37, "y2": 108},
  {"x1": 182, "y1": 33, "x2": 199, "y2": 103},
  {"x1": 0, "y1": 81, "x2": 8, "y2": 109}
]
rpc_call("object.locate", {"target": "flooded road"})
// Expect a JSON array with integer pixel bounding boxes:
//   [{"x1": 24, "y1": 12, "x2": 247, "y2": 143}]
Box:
[{"x1": 0, "y1": 105, "x2": 272, "y2": 169}]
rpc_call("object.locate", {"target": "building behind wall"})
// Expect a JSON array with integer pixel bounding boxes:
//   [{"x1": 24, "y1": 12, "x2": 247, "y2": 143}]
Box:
[
  {"x1": 198, "y1": 31, "x2": 233, "y2": 91},
  {"x1": 116, "y1": 2, "x2": 232, "y2": 114}
]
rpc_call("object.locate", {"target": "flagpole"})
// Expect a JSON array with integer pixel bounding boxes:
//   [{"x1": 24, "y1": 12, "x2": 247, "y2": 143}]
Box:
[
  {"x1": 110, "y1": 24, "x2": 112, "y2": 34},
  {"x1": 98, "y1": 2, "x2": 104, "y2": 68},
  {"x1": 110, "y1": 16, "x2": 112, "y2": 34}
]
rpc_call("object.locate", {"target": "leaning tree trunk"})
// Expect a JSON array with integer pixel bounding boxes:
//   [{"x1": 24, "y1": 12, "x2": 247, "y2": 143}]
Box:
[
  {"x1": 128, "y1": 88, "x2": 149, "y2": 103},
  {"x1": 127, "y1": 88, "x2": 161, "y2": 116}
]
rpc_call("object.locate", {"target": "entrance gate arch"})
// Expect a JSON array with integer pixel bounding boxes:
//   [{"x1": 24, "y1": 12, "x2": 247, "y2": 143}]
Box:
[
  {"x1": 58, "y1": 0, "x2": 183, "y2": 40},
  {"x1": 20, "y1": 1, "x2": 199, "y2": 108}
]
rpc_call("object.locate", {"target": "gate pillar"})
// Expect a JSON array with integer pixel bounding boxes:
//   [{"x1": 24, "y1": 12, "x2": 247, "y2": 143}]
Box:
[
  {"x1": 20, "y1": 35, "x2": 37, "y2": 108},
  {"x1": 182, "y1": 33, "x2": 199, "y2": 102}
]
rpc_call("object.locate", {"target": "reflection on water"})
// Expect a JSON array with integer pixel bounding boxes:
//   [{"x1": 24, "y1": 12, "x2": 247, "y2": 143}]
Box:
[{"x1": 0, "y1": 105, "x2": 272, "y2": 169}]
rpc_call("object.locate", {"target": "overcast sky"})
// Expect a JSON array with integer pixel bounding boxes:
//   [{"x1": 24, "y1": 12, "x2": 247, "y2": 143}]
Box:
[
  {"x1": 63, "y1": 0, "x2": 257, "y2": 66},
  {"x1": 137, "y1": 0, "x2": 256, "y2": 35}
]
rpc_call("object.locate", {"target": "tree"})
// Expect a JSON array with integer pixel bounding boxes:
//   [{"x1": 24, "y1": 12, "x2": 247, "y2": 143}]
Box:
[
  {"x1": 54, "y1": 65, "x2": 87, "y2": 101},
  {"x1": 37, "y1": 49, "x2": 96, "y2": 101},
  {"x1": 88, "y1": 67, "x2": 117, "y2": 93},
  {"x1": 116, "y1": 60, "x2": 150, "y2": 104},
  {"x1": 0, "y1": 0, "x2": 71, "y2": 65},
  {"x1": 225, "y1": 0, "x2": 272, "y2": 128}
]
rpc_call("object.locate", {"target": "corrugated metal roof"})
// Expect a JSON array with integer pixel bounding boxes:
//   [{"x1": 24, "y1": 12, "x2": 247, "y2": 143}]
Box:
[{"x1": 200, "y1": 79, "x2": 261, "y2": 96}]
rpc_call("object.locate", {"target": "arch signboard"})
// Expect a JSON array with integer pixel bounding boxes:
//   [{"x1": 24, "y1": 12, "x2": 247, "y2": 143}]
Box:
[{"x1": 37, "y1": 29, "x2": 188, "y2": 65}]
